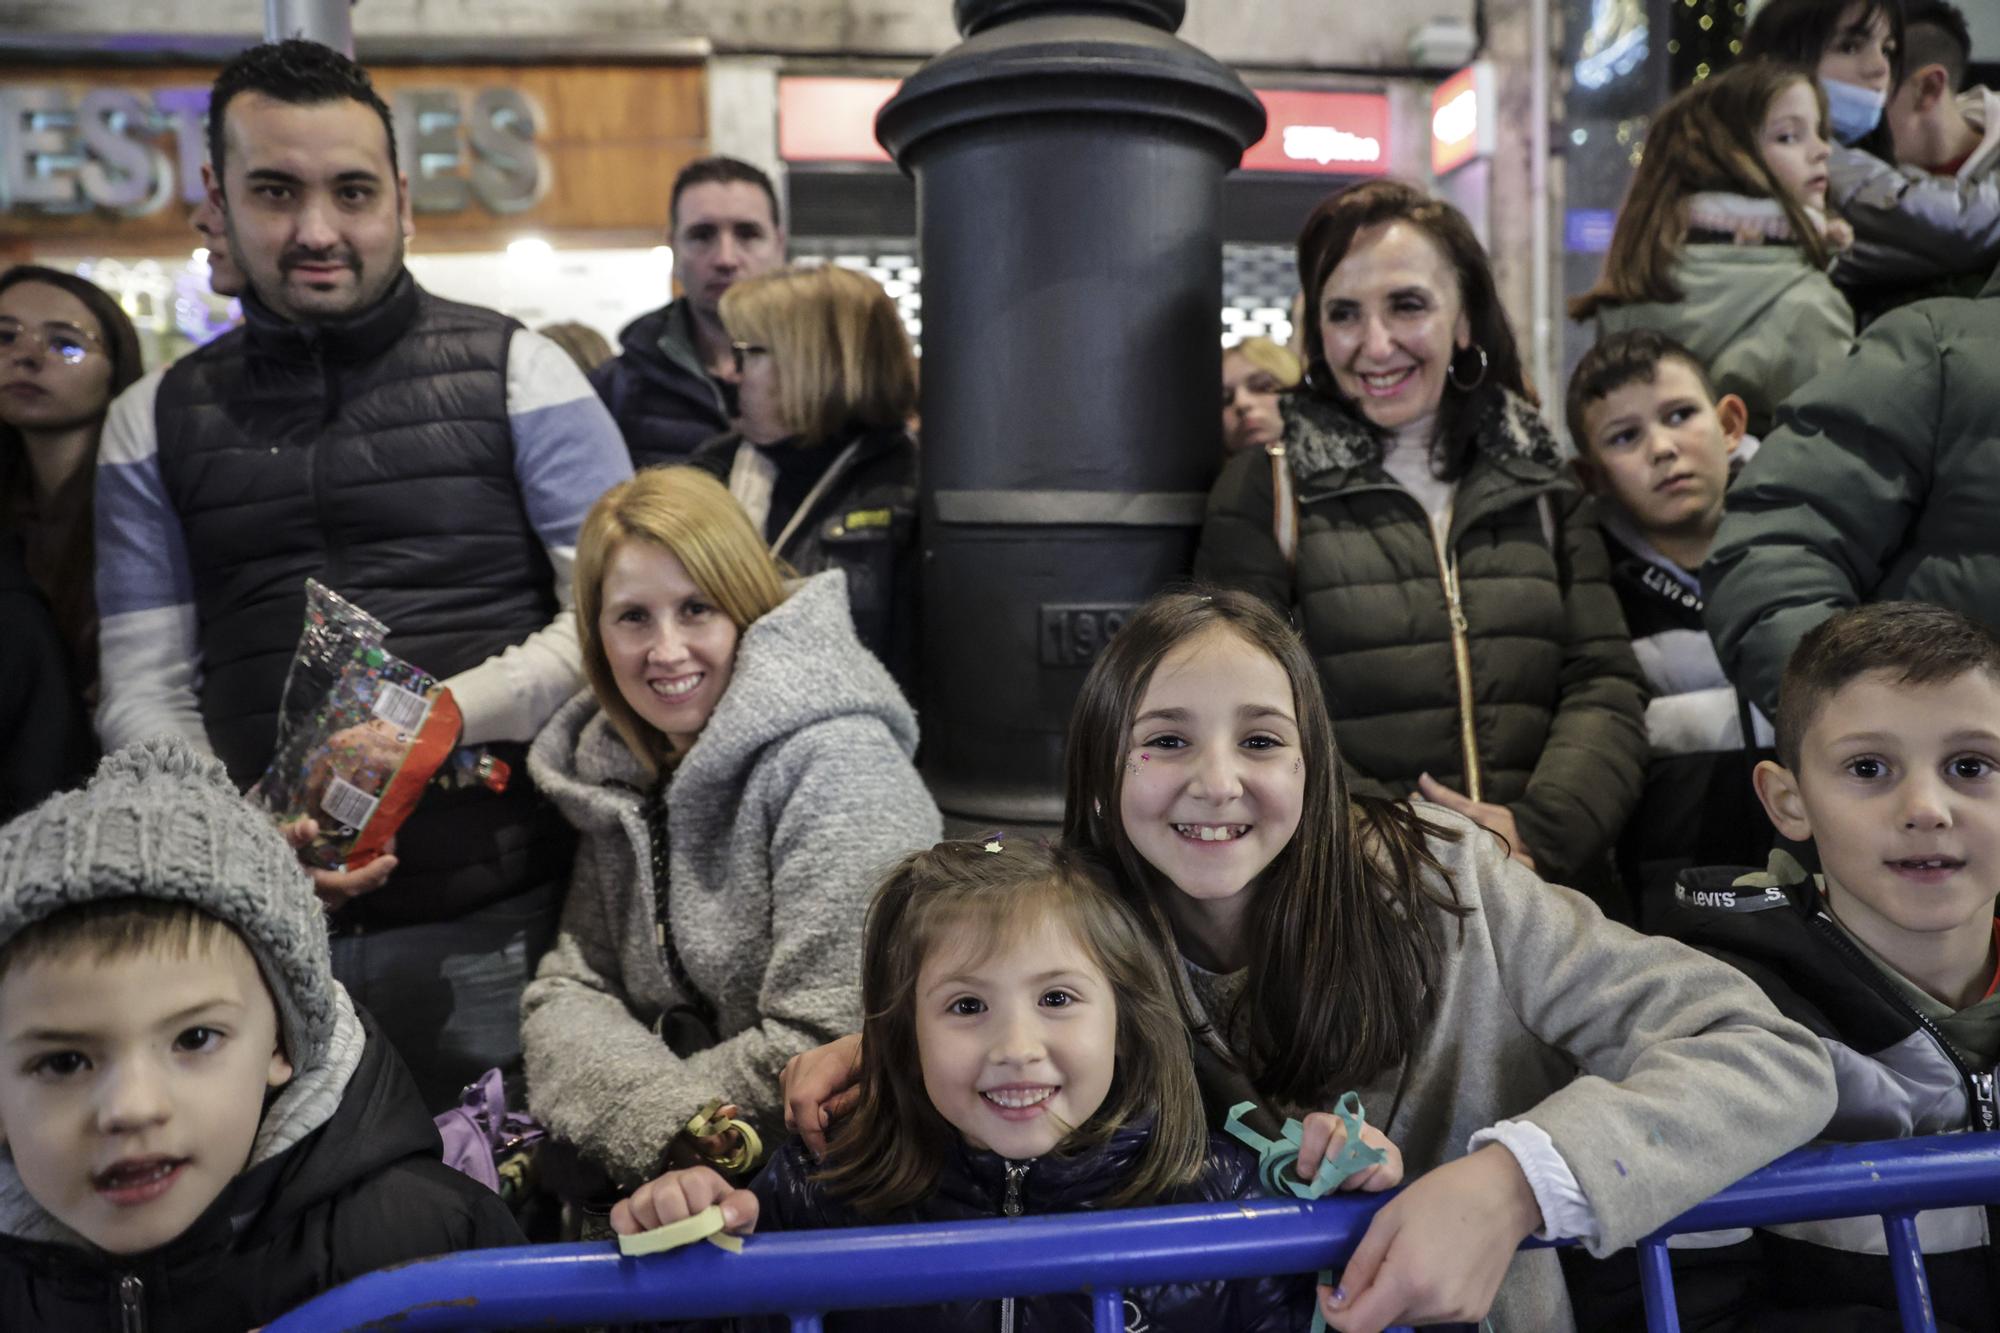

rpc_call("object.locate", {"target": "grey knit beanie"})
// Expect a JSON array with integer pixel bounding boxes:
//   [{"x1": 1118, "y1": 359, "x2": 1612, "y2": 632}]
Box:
[{"x1": 0, "y1": 738, "x2": 336, "y2": 1073}]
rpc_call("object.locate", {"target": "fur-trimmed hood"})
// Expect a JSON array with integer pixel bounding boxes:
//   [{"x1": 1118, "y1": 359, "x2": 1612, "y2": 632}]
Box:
[{"x1": 1278, "y1": 385, "x2": 1564, "y2": 483}]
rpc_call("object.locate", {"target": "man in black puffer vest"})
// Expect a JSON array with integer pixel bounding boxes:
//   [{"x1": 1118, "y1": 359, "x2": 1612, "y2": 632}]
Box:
[
  {"x1": 92, "y1": 41, "x2": 632, "y2": 1110},
  {"x1": 589, "y1": 156, "x2": 787, "y2": 469}
]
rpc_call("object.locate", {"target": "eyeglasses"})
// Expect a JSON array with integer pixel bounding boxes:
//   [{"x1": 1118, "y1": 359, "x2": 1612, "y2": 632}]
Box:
[
  {"x1": 0, "y1": 320, "x2": 101, "y2": 366},
  {"x1": 730, "y1": 341, "x2": 768, "y2": 374}
]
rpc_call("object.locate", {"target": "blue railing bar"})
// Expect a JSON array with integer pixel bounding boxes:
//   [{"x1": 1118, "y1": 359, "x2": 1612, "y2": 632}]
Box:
[
  {"x1": 790, "y1": 1313, "x2": 823, "y2": 1332},
  {"x1": 1882, "y1": 1212, "x2": 1937, "y2": 1333},
  {"x1": 1637, "y1": 1237, "x2": 1680, "y2": 1333},
  {"x1": 1644, "y1": 1133, "x2": 2000, "y2": 1239},
  {"x1": 268, "y1": 1134, "x2": 2000, "y2": 1333},
  {"x1": 268, "y1": 1194, "x2": 1388, "y2": 1331},
  {"x1": 1092, "y1": 1285, "x2": 1124, "y2": 1331}
]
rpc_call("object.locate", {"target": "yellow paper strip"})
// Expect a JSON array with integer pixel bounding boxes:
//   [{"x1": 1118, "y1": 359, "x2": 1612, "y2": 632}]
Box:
[{"x1": 616, "y1": 1204, "x2": 726, "y2": 1257}]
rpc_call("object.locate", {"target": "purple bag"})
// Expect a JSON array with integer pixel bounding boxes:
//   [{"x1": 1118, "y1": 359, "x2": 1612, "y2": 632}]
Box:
[{"x1": 435, "y1": 1068, "x2": 545, "y2": 1194}]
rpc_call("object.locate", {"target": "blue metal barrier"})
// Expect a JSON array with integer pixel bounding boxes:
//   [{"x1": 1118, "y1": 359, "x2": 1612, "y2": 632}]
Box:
[{"x1": 266, "y1": 1133, "x2": 2000, "y2": 1333}]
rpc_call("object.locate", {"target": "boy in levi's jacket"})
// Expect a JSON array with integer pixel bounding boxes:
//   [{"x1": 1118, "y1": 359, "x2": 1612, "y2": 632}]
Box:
[
  {"x1": 1579, "y1": 603, "x2": 2000, "y2": 1332},
  {"x1": 1567, "y1": 330, "x2": 1777, "y2": 927}
]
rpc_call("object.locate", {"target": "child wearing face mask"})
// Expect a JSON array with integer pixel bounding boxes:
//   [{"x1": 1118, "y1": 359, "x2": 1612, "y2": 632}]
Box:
[
  {"x1": 782, "y1": 589, "x2": 1839, "y2": 1332},
  {"x1": 1747, "y1": 0, "x2": 2000, "y2": 320},
  {"x1": 613, "y1": 838, "x2": 1367, "y2": 1331},
  {"x1": 1572, "y1": 61, "x2": 1856, "y2": 439}
]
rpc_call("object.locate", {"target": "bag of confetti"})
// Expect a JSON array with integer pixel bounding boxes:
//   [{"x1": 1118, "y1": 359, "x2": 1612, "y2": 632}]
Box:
[
  {"x1": 268, "y1": 579, "x2": 390, "y2": 768},
  {"x1": 251, "y1": 582, "x2": 469, "y2": 871}
]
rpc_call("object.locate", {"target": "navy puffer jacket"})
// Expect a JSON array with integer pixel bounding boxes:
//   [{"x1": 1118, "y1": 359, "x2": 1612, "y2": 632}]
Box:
[
  {"x1": 590, "y1": 300, "x2": 731, "y2": 470},
  {"x1": 711, "y1": 1125, "x2": 1312, "y2": 1332}
]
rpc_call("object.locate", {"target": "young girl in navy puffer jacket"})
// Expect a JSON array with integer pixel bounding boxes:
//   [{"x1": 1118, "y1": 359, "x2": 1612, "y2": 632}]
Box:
[{"x1": 612, "y1": 839, "x2": 1398, "y2": 1332}]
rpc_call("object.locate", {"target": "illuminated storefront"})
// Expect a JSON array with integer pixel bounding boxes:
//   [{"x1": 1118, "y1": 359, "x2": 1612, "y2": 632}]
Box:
[
  {"x1": 775, "y1": 74, "x2": 1415, "y2": 351},
  {"x1": 0, "y1": 60, "x2": 707, "y2": 365}
]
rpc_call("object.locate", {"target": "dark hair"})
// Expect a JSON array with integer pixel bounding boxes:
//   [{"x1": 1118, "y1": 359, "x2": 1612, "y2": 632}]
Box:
[
  {"x1": 1564, "y1": 328, "x2": 1720, "y2": 453},
  {"x1": 1744, "y1": 0, "x2": 1907, "y2": 160},
  {"x1": 1903, "y1": 0, "x2": 1970, "y2": 91},
  {"x1": 669, "y1": 156, "x2": 782, "y2": 235},
  {"x1": 1775, "y1": 601, "x2": 2000, "y2": 770},
  {"x1": 0, "y1": 264, "x2": 145, "y2": 682},
  {"x1": 817, "y1": 839, "x2": 1208, "y2": 1215},
  {"x1": 207, "y1": 39, "x2": 399, "y2": 182},
  {"x1": 0, "y1": 899, "x2": 237, "y2": 985},
  {"x1": 1570, "y1": 63, "x2": 1832, "y2": 321},
  {"x1": 1060, "y1": 588, "x2": 1467, "y2": 1107},
  {"x1": 1295, "y1": 179, "x2": 1530, "y2": 483}
]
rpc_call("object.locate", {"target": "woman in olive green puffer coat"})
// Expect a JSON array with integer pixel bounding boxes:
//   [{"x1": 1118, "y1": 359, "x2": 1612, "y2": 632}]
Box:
[{"x1": 1196, "y1": 181, "x2": 1647, "y2": 901}]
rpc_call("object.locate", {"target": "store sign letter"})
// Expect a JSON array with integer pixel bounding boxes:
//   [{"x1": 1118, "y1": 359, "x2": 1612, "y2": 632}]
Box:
[{"x1": 0, "y1": 82, "x2": 549, "y2": 217}]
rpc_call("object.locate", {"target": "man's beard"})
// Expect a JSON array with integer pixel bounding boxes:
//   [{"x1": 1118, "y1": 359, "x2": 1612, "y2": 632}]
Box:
[{"x1": 227, "y1": 213, "x2": 405, "y2": 323}]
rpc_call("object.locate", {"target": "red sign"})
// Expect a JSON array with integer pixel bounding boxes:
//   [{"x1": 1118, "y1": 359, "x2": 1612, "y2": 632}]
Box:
[
  {"x1": 778, "y1": 77, "x2": 897, "y2": 163},
  {"x1": 1430, "y1": 64, "x2": 1492, "y2": 177},
  {"x1": 1241, "y1": 90, "x2": 1389, "y2": 175},
  {"x1": 779, "y1": 78, "x2": 1393, "y2": 177}
]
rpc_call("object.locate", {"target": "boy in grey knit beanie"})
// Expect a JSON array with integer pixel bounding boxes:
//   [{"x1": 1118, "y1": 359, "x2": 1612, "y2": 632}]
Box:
[
  {"x1": 0, "y1": 738, "x2": 336, "y2": 1255},
  {"x1": 0, "y1": 739, "x2": 522, "y2": 1324}
]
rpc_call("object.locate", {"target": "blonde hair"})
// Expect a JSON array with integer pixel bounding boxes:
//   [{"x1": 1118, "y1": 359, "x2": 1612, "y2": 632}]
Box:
[
  {"x1": 573, "y1": 467, "x2": 788, "y2": 772},
  {"x1": 1225, "y1": 336, "x2": 1303, "y2": 388},
  {"x1": 719, "y1": 265, "x2": 918, "y2": 446},
  {"x1": 536, "y1": 320, "x2": 615, "y2": 375},
  {"x1": 817, "y1": 840, "x2": 1209, "y2": 1217}
]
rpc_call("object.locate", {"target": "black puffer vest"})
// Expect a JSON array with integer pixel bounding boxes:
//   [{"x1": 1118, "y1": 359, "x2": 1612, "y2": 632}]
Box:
[{"x1": 153, "y1": 272, "x2": 574, "y2": 925}]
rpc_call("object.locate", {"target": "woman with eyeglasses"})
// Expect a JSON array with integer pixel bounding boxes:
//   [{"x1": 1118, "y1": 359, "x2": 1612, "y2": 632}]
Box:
[
  {"x1": 0, "y1": 265, "x2": 144, "y2": 813},
  {"x1": 686, "y1": 265, "x2": 921, "y2": 696}
]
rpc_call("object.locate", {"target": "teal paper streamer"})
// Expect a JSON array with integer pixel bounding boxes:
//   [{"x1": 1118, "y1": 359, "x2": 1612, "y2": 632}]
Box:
[{"x1": 1225, "y1": 1092, "x2": 1388, "y2": 1332}]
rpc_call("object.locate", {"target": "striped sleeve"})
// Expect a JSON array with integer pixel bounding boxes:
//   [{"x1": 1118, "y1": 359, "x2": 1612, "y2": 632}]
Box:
[
  {"x1": 93, "y1": 368, "x2": 213, "y2": 755},
  {"x1": 442, "y1": 329, "x2": 635, "y2": 746}
]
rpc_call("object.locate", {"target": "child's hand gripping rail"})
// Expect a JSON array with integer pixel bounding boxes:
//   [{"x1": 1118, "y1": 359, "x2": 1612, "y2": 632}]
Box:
[
  {"x1": 1227, "y1": 1092, "x2": 1389, "y2": 1333},
  {"x1": 617, "y1": 1203, "x2": 745, "y2": 1257}
]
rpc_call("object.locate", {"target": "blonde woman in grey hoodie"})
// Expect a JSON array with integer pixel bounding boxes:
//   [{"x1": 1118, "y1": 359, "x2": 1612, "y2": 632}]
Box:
[{"x1": 521, "y1": 467, "x2": 940, "y2": 1187}]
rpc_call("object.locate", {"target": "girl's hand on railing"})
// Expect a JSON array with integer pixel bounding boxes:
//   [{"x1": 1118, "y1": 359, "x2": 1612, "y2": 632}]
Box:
[
  {"x1": 1317, "y1": 1143, "x2": 1541, "y2": 1333},
  {"x1": 1296, "y1": 1111, "x2": 1403, "y2": 1192},
  {"x1": 781, "y1": 1032, "x2": 864, "y2": 1156},
  {"x1": 611, "y1": 1165, "x2": 760, "y2": 1238}
]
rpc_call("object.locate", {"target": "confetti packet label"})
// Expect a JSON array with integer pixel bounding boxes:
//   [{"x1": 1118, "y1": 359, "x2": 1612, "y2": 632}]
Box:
[
  {"x1": 371, "y1": 680, "x2": 431, "y2": 731},
  {"x1": 320, "y1": 776, "x2": 380, "y2": 830}
]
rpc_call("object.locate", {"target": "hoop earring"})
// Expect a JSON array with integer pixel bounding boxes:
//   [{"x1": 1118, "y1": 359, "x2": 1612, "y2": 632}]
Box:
[
  {"x1": 1302, "y1": 358, "x2": 1335, "y2": 395},
  {"x1": 1447, "y1": 344, "x2": 1488, "y2": 391}
]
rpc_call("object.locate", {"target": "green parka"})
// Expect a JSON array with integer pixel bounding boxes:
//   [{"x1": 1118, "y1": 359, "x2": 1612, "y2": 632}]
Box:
[
  {"x1": 1703, "y1": 263, "x2": 2000, "y2": 719},
  {"x1": 1592, "y1": 243, "x2": 1854, "y2": 440},
  {"x1": 1194, "y1": 388, "x2": 1647, "y2": 892}
]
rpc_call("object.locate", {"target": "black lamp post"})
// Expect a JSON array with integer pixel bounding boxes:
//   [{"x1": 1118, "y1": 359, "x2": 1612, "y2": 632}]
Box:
[{"x1": 879, "y1": 0, "x2": 1265, "y2": 822}]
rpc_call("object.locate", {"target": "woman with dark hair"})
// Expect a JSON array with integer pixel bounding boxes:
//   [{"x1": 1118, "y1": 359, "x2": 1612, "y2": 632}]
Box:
[
  {"x1": 0, "y1": 265, "x2": 144, "y2": 690},
  {"x1": 0, "y1": 265, "x2": 144, "y2": 803},
  {"x1": 1195, "y1": 180, "x2": 1647, "y2": 905},
  {"x1": 1747, "y1": 0, "x2": 2000, "y2": 312}
]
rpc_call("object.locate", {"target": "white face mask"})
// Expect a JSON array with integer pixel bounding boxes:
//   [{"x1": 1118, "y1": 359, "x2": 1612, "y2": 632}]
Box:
[{"x1": 1822, "y1": 76, "x2": 1887, "y2": 144}]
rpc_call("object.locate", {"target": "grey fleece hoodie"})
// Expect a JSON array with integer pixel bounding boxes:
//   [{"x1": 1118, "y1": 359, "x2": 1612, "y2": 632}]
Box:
[
  {"x1": 522, "y1": 571, "x2": 941, "y2": 1184},
  {"x1": 1188, "y1": 805, "x2": 1838, "y2": 1332}
]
